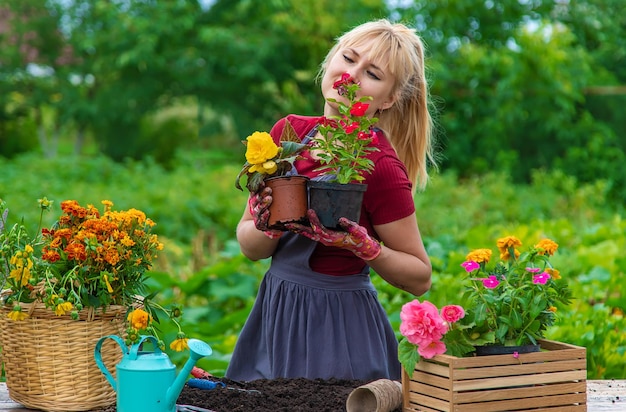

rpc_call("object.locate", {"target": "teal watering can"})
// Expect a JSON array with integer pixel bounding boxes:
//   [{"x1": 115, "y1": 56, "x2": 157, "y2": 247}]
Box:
[{"x1": 94, "y1": 335, "x2": 213, "y2": 412}]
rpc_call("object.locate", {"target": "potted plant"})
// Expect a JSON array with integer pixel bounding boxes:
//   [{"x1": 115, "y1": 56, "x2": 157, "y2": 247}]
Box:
[
  {"x1": 308, "y1": 72, "x2": 380, "y2": 228},
  {"x1": 397, "y1": 236, "x2": 584, "y2": 411},
  {"x1": 0, "y1": 198, "x2": 188, "y2": 411},
  {"x1": 235, "y1": 122, "x2": 309, "y2": 229}
]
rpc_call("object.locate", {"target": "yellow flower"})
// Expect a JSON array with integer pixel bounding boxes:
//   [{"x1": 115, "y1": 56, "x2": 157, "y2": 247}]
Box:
[
  {"x1": 245, "y1": 131, "x2": 279, "y2": 165},
  {"x1": 55, "y1": 301, "x2": 73, "y2": 316},
  {"x1": 170, "y1": 337, "x2": 189, "y2": 352},
  {"x1": 535, "y1": 238, "x2": 559, "y2": 256},
  {"x1": 248, "y1": 160, "x2": 278, "y2": 175},
  {"x1": 466, "y1": 248, "x2": 492, "y2": 264},
  {"x1": 127, "y1": 308, "x2": 151, "y2": 330},
  {"x1": 6, "y1": 306, "x2": 28, "y2": 321},
  {"x1": 548, "y1": 306, "x2": 557, "y2": 313},
  {"x1": 103, "y1": 273, "x2": 114, "y2": 293}
]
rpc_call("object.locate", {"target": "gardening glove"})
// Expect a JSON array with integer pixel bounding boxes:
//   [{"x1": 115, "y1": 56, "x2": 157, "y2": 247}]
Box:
[
  {"x1": 285, "y1": 209, "x2": 381, "y2": 261},
  {"x1": 248, "y1": 187, "x2": 282, "y2": 239}
]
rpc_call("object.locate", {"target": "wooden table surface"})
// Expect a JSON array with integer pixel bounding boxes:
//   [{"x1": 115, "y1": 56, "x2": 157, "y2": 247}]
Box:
[{"x1": 1, "y1": 380, "x2": 625, "y2": 411}]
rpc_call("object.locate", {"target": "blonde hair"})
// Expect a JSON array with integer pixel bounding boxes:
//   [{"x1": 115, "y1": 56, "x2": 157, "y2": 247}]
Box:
[{"x1": 320, "y1": 19, "x2": 436, "y2": 191}]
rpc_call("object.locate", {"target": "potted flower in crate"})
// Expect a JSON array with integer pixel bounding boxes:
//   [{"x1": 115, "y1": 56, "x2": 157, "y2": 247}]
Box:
[
  {"x1": 397, "y1": 236, "x2": 585, "y2": 412},
  {"x1": 309, "y1": 72, "x2": 380, "y2": 228},
  {"x1": 0, "y1": 198, "x2": 189, "y2": 411},
  {"x1": 235, "y1": 122, "x2": 309, "y2": 229}
]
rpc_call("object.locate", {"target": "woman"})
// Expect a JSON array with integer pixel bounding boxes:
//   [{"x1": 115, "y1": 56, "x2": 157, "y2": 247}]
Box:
[{"x1": 226, "y1": 19, "x2": 436, "y2": 381}]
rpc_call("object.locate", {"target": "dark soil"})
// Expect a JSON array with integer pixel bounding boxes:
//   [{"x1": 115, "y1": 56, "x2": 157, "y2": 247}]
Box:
[{"x1": 91, "y1": 376, "x2": 403, "y2": 412}]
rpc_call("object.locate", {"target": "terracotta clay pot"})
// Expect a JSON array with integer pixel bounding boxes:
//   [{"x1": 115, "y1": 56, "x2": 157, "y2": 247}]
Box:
[
  {"x1": 308, "y1": 181, "x2": 367, "y2": 229},
  {"x1": 265, "y1": 175, "x2": 309, "y2": 230}
]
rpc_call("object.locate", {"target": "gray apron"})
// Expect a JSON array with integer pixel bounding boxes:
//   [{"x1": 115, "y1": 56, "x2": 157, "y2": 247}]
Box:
[{"x1": 225, "y1": 232, "x2": 401, "y2": 381}]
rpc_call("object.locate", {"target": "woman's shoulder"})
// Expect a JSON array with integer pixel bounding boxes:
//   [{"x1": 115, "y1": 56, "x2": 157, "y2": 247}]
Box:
[{"x1": 270, "y1": 115, "x2": 322, "y2": 140}]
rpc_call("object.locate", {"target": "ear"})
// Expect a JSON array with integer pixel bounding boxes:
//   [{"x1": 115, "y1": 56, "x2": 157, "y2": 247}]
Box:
[{"x1": 379, "y1": 92, "x2": 398, "y2": 111}]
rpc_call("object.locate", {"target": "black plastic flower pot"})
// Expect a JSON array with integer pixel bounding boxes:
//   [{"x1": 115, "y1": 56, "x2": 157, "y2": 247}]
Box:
[
  {"x1": 474, "y1": 343, "x2": 541, "y2": 356},
  {"x1": 308, "y1": 181, "x2": 367, "y2": 229}
]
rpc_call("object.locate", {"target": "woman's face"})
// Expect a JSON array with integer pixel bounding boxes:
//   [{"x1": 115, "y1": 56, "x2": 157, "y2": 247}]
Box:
[{"x1": 321, "y1": 43, "x2": 397, "y2": 117}]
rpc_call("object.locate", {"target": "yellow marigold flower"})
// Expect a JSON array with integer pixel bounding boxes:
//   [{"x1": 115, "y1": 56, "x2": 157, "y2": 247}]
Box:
[
  {"x1": 612, "y1": 307, "x2": 624, "y2": 317},
  {"x1": 120, "y1": 235, "x2": 135, "y2": 247},
  {"x1": 55, "y1": 301, "x2": 73, "y2": 316},
  {"x1": 24, "y1": 244, "x2": 34, "y2": 254},
  {"x1": 548, "y1": 306, "x2": 557, "y2": 313},
  {"x1": 102, "y1": 200, "x2": 114, "y2": 211},
  {"x1": 546, "y1": 267, "x2": 561, "y2": 279},
  {"x1": 535, "y1": 238, "x2": 559, "y2": 256},
  {"x1": 466, "y1": 248, "x2": 492, "y2": 264},
  {"x1": 127, "y1": 308, "x2": 151, "y2": 330},
  {"x1": 170, "y1": 337, "x2": 189, "y2": 352},
  {"x1": 245, "y1": 131, "x2": 279, "y2": 165},
  {"x1": 7, "y1": 306, "x2": 28, "y2": 321}
]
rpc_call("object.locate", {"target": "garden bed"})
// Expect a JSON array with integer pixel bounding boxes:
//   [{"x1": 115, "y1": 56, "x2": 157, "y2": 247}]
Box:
[{"x1": 90, "y1": 377, "x2": 403, "y2": 412}]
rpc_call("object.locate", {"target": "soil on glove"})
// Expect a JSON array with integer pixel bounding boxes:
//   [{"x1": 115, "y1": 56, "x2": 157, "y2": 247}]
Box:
[{"x1": 91, "y1": 376, "x2": 403, "y2": 412}]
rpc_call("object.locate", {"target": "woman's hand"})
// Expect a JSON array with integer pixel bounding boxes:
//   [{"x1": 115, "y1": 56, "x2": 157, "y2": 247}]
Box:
[
  {"x1": 285, "y1": 209, "x2": 381, "y2": 261},
  {"x1": 248, "y1": 187, "x2": 282, "y2": 239}
]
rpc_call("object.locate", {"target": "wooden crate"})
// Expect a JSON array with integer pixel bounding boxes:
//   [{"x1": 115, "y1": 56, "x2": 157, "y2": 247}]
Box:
[{"x1": 402, "y1": 339, "x2": 587, "y2": 412}]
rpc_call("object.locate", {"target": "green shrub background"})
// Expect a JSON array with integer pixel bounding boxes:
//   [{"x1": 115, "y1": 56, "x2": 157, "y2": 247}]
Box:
[{"x1": 1, "y1": 150, "x2": 625, "y2": 380}]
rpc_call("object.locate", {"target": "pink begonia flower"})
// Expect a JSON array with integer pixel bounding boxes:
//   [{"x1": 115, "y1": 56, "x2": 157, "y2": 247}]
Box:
[
  {"x1": 481, "y1": 275, "x2": 500, "y2": 289},
  {"x1": 461, "y1": 261, "x2": 480, "y2": 272},
  {"x1": 513, "y1": 351, "x2": 519, "y2": 359},
  {"x1": 533, "y1": 272, "x2": 551, "y2": 284},
  {"x1": 400, "y1": 300, "x2": 449, "y2": 347},
  {"x1": 418, "y1": 340, "x2": 447, "y2": 359},
  {"x1": 440, "y1": 305, "x2": 465, "y2": 323},
  {"x1": 525, "y1": 267, "x2": 541, "y2": 273}
]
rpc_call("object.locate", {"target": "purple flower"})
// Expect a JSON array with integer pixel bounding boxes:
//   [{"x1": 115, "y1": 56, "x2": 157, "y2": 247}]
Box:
[
  {"x1": 461, "y1": 261, "x2": 480, "y2": 272},
  {"x1": 533, "y1": 272, "x2": 551, "y2": 285},
  {"x1": 481, "y1": 275, "x2": 500, "y2": 289}
]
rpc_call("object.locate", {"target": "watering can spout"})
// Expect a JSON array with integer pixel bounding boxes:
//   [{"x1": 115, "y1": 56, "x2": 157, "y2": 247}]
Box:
[{"x1": 166, "y1": 339, "x2": 213, "y2": 409}]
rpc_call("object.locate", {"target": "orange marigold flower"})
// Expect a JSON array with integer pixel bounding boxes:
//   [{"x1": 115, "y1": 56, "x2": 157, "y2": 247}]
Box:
[
  {"x1": 127, "y1": 308, "x2": 151, "y2": 330},
  {"x1": 496, "y1": 236, "x2": 522, "y2": 253},
  {"x1": 65, "y1": 242, "x2": 87, "y2": 261},
  {"x1": 535, "y1": 238, "x2": 559, "y2": 256},
  {"x1": 42, "y1": 247, "x2": 61, "y2": 262},
  {"x1": 466, "y1": 248, "x2": 492, "y2": 264}
]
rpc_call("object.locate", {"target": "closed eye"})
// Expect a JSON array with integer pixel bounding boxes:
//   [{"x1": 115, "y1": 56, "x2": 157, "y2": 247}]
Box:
[
  {"x1": 343, "y1": 54, "x2": 354, "y2": 63},
  {"x1": 367, "y1": 70, "x2": 381, "y2": 81}
]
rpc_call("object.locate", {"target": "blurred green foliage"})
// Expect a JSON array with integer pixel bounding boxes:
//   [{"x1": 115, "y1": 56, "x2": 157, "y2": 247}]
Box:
[{"x1": 2, "y1": 0, "x2": 626, "y2": 199}]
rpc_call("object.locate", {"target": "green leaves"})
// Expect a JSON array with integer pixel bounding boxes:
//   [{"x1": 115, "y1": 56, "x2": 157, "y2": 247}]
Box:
[{"x1": 398, "y1": 337, "x2": 421, "y2": 376}]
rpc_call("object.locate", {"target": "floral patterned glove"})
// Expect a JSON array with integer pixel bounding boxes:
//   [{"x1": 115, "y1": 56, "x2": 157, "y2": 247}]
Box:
[
  {"x1": 285, "y1": 209, "x2": 381, "y2": 261},
  {"x1": 248, "y1": 187, "x2": 282, "y2": 239}
]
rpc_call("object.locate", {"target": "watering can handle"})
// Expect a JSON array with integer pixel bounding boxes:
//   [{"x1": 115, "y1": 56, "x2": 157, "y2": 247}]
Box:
[
  {"x1": 129, "y1": 335, "x2": 163, "y2": 359},
  {"x1": 94, "y1": 334, "x2": 129, "y2": 392}
]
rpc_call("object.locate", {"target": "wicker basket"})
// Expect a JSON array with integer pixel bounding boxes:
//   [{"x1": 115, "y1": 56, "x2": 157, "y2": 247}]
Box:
[{"x1": 0, "y1": 302, "x2": 126, "y2": 412}]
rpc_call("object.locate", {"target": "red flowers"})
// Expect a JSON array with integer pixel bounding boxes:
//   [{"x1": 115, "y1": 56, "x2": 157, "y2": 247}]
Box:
[
  {"x1": 349, "y1": 102, "x2": 369, "y2": 117},
  {"x1": 315, "y1": 72, "x2": 380, "y2": 183}
]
